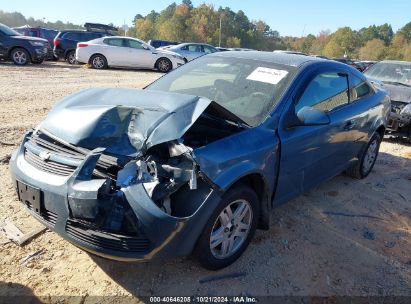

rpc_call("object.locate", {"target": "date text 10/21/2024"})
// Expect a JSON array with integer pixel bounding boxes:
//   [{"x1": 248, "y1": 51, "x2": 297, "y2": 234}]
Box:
[{"x1": 149, "y1": 296, "x2": 258, "y2": 303}]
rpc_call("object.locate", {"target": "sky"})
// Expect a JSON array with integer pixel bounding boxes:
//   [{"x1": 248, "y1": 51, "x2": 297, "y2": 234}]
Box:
[{"x1": 2, "y1": 0, "x2": 411, "y2": 37}]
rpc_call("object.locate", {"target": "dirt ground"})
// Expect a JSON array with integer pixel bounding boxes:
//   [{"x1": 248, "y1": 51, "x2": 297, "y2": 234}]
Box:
[{"x1": 0, "y1": 61, "x2": 410, "y2": 302}]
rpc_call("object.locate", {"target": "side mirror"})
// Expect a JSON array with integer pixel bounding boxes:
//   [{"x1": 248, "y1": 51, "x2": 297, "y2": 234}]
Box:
[{"x1": 296, "y1": 106, "x2": 330, "y2": 126}]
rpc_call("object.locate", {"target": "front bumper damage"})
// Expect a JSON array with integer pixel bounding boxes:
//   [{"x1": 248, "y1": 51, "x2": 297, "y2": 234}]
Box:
[
  {"x1": 10, "y1": 130, "x2": 222, "y2": 261},
  {"x1": 386, "y1": 100, "x2": 411, "y2": 138}
]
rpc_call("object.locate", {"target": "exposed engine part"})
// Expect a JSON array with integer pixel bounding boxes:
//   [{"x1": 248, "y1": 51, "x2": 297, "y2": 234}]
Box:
[
  {"x1": 168, "y1": 141, "x2": 193, "y2": 157},
  {"x1": 137, "y1": 159, "x2": 157, "y2": 181}
]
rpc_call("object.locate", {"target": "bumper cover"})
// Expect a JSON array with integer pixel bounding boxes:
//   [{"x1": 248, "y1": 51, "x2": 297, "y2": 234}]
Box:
[{"x1": 9, "y1": 132, "x2": 221, "y2": 261}]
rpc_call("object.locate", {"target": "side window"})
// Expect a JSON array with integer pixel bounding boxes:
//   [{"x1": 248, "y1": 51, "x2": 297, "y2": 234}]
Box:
[
  {"x1": 63, "y1": 32, "x2": 81, "y2": 41},
  {"x1": 203, "y1": 45, "x2": 216, "y2": 54},
  {"x1": 127, "y1": 39, "x2": 145, "y2": 49},
  {"x1": 187, "y1": 44, "x2": 202, "y2": 52},
  {"x1": 104, "y1": 38, "x2": 124, "y2": 47},
  {"x1": 296, "y1": 72, "x2": 349, "y2": 112},
  {"x1": 350, "y1": 75, "x2": 373, "y2": 101},
  {"x1": 89, "y1": 33, "x2": 104, "y2": 40},
  {"x1": 83, "y1": 33, "x2": 97, "y2": 41}
]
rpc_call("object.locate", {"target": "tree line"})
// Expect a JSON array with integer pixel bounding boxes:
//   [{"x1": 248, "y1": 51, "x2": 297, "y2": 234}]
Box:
[
  {"x1": 1, "y1": 2, "x2": 411, "y2": 61},
  {"x1": 128, "y1": 0, "x2": 285, "y2": 51}
]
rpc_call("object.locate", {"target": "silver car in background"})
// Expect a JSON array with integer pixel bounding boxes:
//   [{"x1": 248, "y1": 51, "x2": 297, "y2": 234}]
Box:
[
  {"x1": 158, "y1": 42, "x2": 219, "y2": 62},
  {"x1": 75, "y1": 36, "x2": 185, "y2": 72}
]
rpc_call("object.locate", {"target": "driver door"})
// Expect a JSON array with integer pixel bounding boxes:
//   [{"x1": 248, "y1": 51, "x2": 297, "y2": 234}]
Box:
[{"x1": 275, "y1": 70, "x2": 356, "y2": 204}]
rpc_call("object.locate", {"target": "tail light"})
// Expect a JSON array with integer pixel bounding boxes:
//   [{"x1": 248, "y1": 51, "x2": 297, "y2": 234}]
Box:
[
  {"x1": 77, "y1": 43, "x2": 88, "y2": 48},
  {"x1": 53, "y1": 39, "x2": 61, "y2": 47}
]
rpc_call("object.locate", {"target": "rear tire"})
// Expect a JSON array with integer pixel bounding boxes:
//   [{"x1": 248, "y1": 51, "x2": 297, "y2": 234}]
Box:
[
  {"x1": 90, "y1": 54, "x2": 108, "y2": 69},
  {"x1": 156, "y1": 58, "x2": 172, "y2": 73},
  {"x1": 346, "y1": 132, "x2": 381, "y2": 179},
  {"x1": 66, "y1": 50, "x2": 76, "y2": 64},
  {"x1": 194, "y1": 185, "x2": 259, "y2": 270},
  {"x1": 11, "y1": 48, "x2": 29, "y2": 65}
]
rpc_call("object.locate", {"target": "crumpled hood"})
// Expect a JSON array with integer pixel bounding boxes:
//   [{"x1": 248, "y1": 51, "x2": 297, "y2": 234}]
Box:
[
  {"x1": 381, "y1": 83, "x2": 411, "y2": 103},
  {"x1": 39, "y1": 88, "x2": 211, "y2": 156},
  {"x1": 369, "y1": 78, "x2": 411, "y2": 103}
]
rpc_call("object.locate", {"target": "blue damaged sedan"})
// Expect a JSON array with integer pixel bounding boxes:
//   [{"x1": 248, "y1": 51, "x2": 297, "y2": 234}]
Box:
[{"x1": 10, "y1": 52, "x2": 390, "y2": 269}]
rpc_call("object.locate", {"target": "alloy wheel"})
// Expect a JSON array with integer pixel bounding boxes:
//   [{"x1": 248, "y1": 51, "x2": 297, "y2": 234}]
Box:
[
  {"x1": 13, "y1": 50, "x2": 27, "y2": 65},
  {"x1": 362, "y1": 139, "x2": 378, "y2": 174},
  {"x1": 210, "y1": 199, "x2": 253, "y2": 259},
  {"x1": 92, "y1": 56, "x2": 105, "y2": 69},
  {"x1": 68, "y1": 53, "x2": 76, "y2": 64},
  {"x1": 158, "y1": 59, "x2": 170, "y2": 72}
]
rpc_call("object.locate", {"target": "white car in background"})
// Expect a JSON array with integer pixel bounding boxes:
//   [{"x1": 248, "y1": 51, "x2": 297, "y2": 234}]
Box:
[
  {"x1": 158, "y1": 43, "x2": 219, "y2": 62},
  {"x1": 75, "y1": 36, "x2": 185, "y2": 72}
]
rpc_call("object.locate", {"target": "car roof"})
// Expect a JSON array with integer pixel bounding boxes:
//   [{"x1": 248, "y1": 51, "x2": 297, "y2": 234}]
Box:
[
  {"x1": 178, "y1": 42, "x2": 214, "y2": 46},
  {"x1": 99, "y1": 36, "x2": 147, "y2": 43},
  {"x1": 13, "y1": 25, "x2": 57, "y2": 31},
  {"x1": 211, "y1": 51, "x2": 326, "y2": 67},
  {"x1": 379, "y1": 60, "x2": 411, "y2": 65}
]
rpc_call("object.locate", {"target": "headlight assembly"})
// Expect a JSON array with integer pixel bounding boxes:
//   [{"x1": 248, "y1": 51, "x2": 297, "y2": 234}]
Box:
[
  {"x1": 29, "y1": 41, "x2": 45, "y2": 47},
  {"x1": 172, "y1": 54, "x2": 184, "y2": 61}
]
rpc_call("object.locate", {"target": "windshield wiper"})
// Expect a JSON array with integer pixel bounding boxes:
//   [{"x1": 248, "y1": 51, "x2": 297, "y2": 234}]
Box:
[{"x1": 382, "y1": 81, "x2": 411, "y2": 88}]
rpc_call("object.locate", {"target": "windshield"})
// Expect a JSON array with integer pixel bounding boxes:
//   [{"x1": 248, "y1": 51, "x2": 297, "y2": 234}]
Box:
[
  {"x1": 0, "y1": 23, "x2": 21, "y2": 36},
  {"x1": 364, "y1": 61, "x2": 411, "y2": 86},
  {"x1": 146, "y1": 55, "x2": 296, "y2": 126}
]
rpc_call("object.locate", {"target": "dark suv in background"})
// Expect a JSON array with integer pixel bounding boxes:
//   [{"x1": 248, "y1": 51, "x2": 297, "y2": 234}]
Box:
[
  {"x1": 0, "y1": 22, "x2": 48, "y2": 65},
  {"x1": 148, "y1": 39, "x2": 179, "y2": 49},
  {"x1": 13, "y1": 25, "x2": 58, "y2": 60},
  {"x1": 54, "y1": 23, "x2": 117, "y2": 64}
]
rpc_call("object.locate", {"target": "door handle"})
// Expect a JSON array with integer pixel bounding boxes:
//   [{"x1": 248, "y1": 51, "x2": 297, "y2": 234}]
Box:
[{"x1": 344, "y1": 120, "x2": 356, "y2": 130}]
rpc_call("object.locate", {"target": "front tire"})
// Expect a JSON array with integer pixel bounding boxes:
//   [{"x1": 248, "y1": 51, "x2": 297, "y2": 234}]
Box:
[
  {"x1": 346, "y1": 132, "x2": 381, "y2": 179},
  {"x1": 156, "y1": 58, "x2": 172, "y2": 73},
  {"x1": 11, "y1": 48, "x2": 29, "y2": 65},
  {"x1": 194, "y1": 185, "x2": 259, "y2": 270},
  {"x1": 90, "y1": 54, "x2": 108, "y2": 69}
]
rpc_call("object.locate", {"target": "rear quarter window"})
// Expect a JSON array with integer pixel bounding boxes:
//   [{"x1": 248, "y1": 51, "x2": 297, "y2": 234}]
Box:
[{"x1": 350, "y1": 75, "x2": 374, "y2": 101}]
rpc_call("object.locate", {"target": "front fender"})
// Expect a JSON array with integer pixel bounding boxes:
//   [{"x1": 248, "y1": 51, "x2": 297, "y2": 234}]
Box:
[{"x1": 193, "y1": 126, "x2": 279, "y2": 192}]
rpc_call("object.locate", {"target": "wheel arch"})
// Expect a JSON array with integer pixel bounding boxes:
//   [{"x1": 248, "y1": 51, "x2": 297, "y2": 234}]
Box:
[
  {"x1": 89, "y1": 53, "x2": 108, "y2": 64},
  {"x1": 375, "y1": 125, "x2": 385, "y2": 139},
  {"x1": 8, "y1": 46, "x2": 31, "y2": 59},
  {"x1": 224, "y1": 172, "x2": 271, "y2": 230},
  {"x1": 64, "y1": 49, "x2": 75, "y2": 59},
  {"x1": 155, "y1": 57, "x2": 173, "y2": 70}
]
